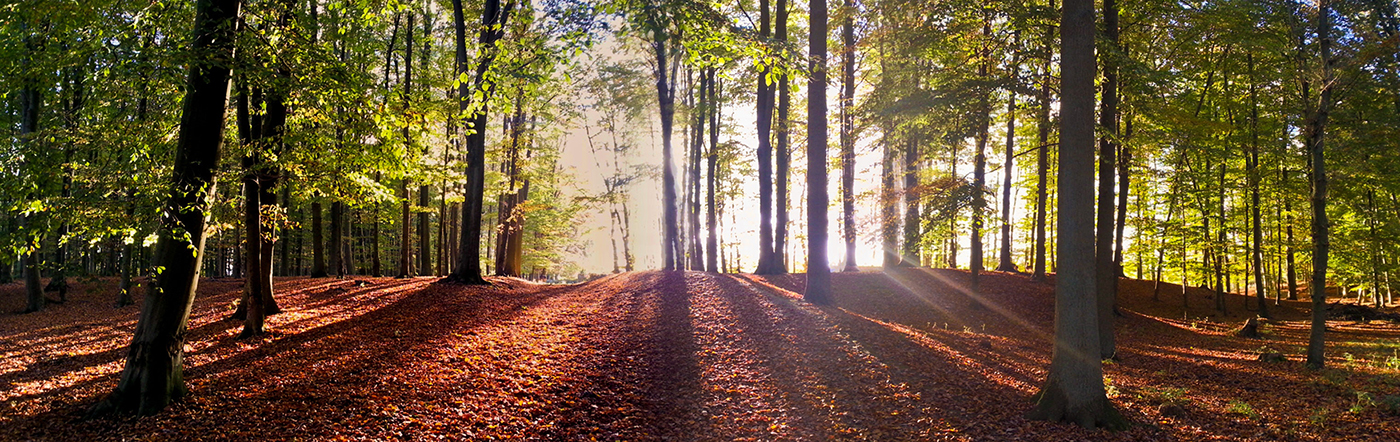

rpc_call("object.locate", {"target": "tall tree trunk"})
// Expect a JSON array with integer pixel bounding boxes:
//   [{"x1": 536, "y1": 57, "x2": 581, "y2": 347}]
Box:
[
  {"x1": 400, "y1": 12, "x2": 415, "y2": 278},
  {"x1": 1286, "y1": 170, "x2": 1298, "y2": 300},
  {"x1": 240, "y1": 157, "x2": 266, "y2": 337},
  {"x1": 903, "y1": 136, "x2": 920, "y2": 266},
  {"x1": 1002, "y1": 69, "x2": 1024, "y2": 272},
  {"x1": 689, "y1": 71, "x2": 705, "y2": 270},
  {"x1": 448, "y1": 0, "x2": 515, "y2": 284},
  {"x1": 1305, "y1": 0, "x2": 1334, "y2": 369},
  {"x1": 997, "y1": 42, "x2": 1018, "y2": 273},
  {"x1": 311, "y1": 201, "x2": 326, "y2": 277},
  {"x1": 882, "y1": 127, "x2": 899, "y2": 268},
  {"x1": 18, "y1": 18, "x2": 44, "y2": 312},
  {"x1": 755, "y1": 0, "x2": 778, "y2": 274},
  {"x1": 774, "y1": 0, "x2": 790, "y2": 273},
  {"x1": 330, "y1": 201, "x2": 344, "y2": 277},
  {"x1": 418, "y1": 15, "x2": 433, "y2": 277},
  {"x1": 805, "y1": 0, "x2": 831, "y2": 304},
  {"x1": 1027, "y1": 0, "x2": 1123, "y2": 428},
  {"x1": 971, "y1": 26, "x2": 990, "y2": 292},
  {"x1": 706, "y1": 68, "x2": 720, "y2": 272},
  {"x1": 1094, "y1": 0, "x2": 1119, "y2": 360},
  {"x1": 279, "y1": 187, "x2": 291, "y2": 276},
  {"x1": 88, "y1": 0, "x2": 240, "y2": 416},
  {"x1": 1248, "y1": 54, "x2": 1269, "y2": 318},
  {"x1": 1033, "y1": 11, "x2": 1053, "y2": 281},
  {"x1": 840, "y1": 5, "x2": 857, "y2": 272}
]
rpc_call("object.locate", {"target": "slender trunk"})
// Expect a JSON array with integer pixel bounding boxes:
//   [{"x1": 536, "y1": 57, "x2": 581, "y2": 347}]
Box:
[
  {"x1": 651, "y1": 22, "x2": 681, "y2": 271},
  {"x1": 1095, "y1": 0, "x2": 1119, "y2": 359},
  {"x1": 240, "y1": 157, "x2": 266, "y2": 337},
  {"x1": 882, "y1": 127, "x2": 899, "y2": 268},
  {"x1": 1033, "y1": 14, "x2": 1053, "y2": 280},
  {"x1": 755, "y1": 0, "x2": 778, "y2": 274},
  {"x1": 417, "y1": 16, "x2": 433, "y2": 277},
  {"x1": 903, "y1": 136, "x2": 920, "y2": 266},
  {"x1": 279, "y1": 187, "x2": 291, "y2": 276},
  {"x1": 774, "y1": 0, "x2": 790, "y2": 273},
  {"x1": 400, "y1": 12, "x2": 415, "y2": 278},
  {"x1": 840, "y1": 6, "x2": 857, "y2": 272},
  {"x1": 998, "y1": 33, "x2": 1019, "y2": 273},
  {"x1": 805, "y1": 0, "x2": 832, "y2": 303},
  {"x1": 972, "y1": 28, "x2": 990, "y2": 292},
  {"x1": 706, "y1": 68, "x2": 720, "y2": 272},
  {"x1": 330, "y1": 201, "x2": 344, "y2": 277},
  {"x1": 1249, "y1": 54, "x2": 1268, "y2": 318},
  {"x1": 311, "y1": 201, "x2": 325, "y2": 277},
  {"x1": 1286, "y1": 173, "x2": 1298, "y2": 300},
  {"x1": 689, "y1": 72, "x2": 704, "y2": 270},
  {"x1": 1305, "y1": 0, "x2": 1334, "y2": 369}
]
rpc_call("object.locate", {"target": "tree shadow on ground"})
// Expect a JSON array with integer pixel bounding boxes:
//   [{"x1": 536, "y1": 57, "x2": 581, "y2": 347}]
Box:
[{"x1": 1, "y1": 276, "x2": 577, "y2": 440}]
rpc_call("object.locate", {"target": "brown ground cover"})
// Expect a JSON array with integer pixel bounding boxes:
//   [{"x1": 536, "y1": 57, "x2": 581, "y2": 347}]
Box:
[{"x1": 1, "y1": 269, "x2": 1397, "y2": 440}]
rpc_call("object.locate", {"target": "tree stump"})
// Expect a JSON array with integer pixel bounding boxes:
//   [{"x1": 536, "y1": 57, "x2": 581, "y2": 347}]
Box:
[{"x1": 1234, "y1": 317, "x2": 1262, "y2": 339}]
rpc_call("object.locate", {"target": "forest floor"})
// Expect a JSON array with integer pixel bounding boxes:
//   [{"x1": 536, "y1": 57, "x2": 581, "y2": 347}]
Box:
[{"x1": 2, "y1": 269, "x2": 1399, "y2": 441}]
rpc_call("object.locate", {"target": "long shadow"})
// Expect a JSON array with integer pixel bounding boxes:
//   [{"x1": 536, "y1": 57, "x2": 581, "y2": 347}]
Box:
[
  {"x1": 634, "y1": 271, "x2": 706, "y2": 440},
  {"x1": 715, "y1": 273, "x2": 908, "y2": 438},
  {"x1": 2, "y1": 278, "x2": 581, "y2": 440},
  {"x1": 0, "y1": 279, "x2": 424, "y2": 393},
  {"x1": 730, "y1": 272, "x2": 1159, "y2": 438}
]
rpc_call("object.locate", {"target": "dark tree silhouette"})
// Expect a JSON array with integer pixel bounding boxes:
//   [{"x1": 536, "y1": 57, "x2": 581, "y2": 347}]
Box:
[{"x1": 89, "y1": 0, "x2": 241, "y2": 416}]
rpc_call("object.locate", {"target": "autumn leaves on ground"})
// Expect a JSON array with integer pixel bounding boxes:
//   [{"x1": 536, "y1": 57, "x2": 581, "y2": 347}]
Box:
[{"x1": 3, "y1": 271, "x2": 1399, "y2": 441}]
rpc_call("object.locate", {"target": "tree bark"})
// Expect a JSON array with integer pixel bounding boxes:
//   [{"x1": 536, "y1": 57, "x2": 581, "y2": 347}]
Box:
[
  {"x1": 1033, "y1": 11, "x2": 1053, "y2": 281},
  {"x1": 1305, "y1": 0, "x2": 1334, "y2": 369},
  {"x1": 840, "y1": 5, "x2": 857, "y2": 272},
  {"x1": 774, "y1": 0, "x2": 790, "y2": 273},
  {"x1": 997, "y1": 39, "x2": 1018, "y2": 273},
  {"x1": 754, "y1": 0, "x2": 778, "y2": 274},
  {"x1": 330, "y1": 201, "x2": 344, "y2": 277},
  {"x1": 706, "y1": 68, "x2": 720, "y2": 273},
  {"x1": 805, "y1": 0, "x2": 831, "y2": 304},
  {"x1": 971, "y1": 27, "x2": 990, "y2": 292},
  {"x1": 1026, "y1": 0, "x2": 1125, "y2": 428},
  {"x1": 89, "y1": 0, "x2": 240, "y2": 416},
  {"x1": 903, "y1": 136, "x2": 920, "y2": 266},
  {"x1": 1095, "y1": 0, "x2": 1119, "y2": 360},
  {"x1": 1248, "y1": 54, "x2": 1269, "y2": 318},
  {"x1": 448, "y1": 0, "x2": 515, "y2": 284},
  {"x1": 400, "y1": 13, "x2": 415, "y2": 278}
]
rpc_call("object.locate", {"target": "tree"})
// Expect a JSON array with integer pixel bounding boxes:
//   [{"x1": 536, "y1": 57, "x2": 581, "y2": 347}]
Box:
[
  {"x1": 1095, "y1": 0, "x2": 1118, "y2": 360},
  {"x1": 89, "y1": 0, "x2": 241, "y2": 416},
  {"x1": 839, "y1": 0, "x2": 858, "y2": 272},
  {"x1": 1304, "y1": 0, "x2": 1334, "y2": 370},
  {"x1": 773, "y1": 0, "x2": 792, "y2": 273},
  {"x1": 448, "y1": 0, "x2": 517, "y2": 284},
  {"x1": 805, "y1": 0, "x2": 832, "y2": 304},
  {"x1": 1025, "y1": 0, "x2": 1125, "y2": 429},
  {"x1": 754, "y1": 0, "x2": 780, "y2": 275}
]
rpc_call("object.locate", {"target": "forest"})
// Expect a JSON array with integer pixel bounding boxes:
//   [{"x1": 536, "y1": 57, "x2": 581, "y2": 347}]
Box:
[{"x1": 2, "y1": 0, "x2": 1399, "y2": 439}]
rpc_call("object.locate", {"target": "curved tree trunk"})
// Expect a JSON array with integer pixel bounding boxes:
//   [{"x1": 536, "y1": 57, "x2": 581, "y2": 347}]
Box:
[{"x1": 89, "y1": 0, "x2": 240, "y2": 416}]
